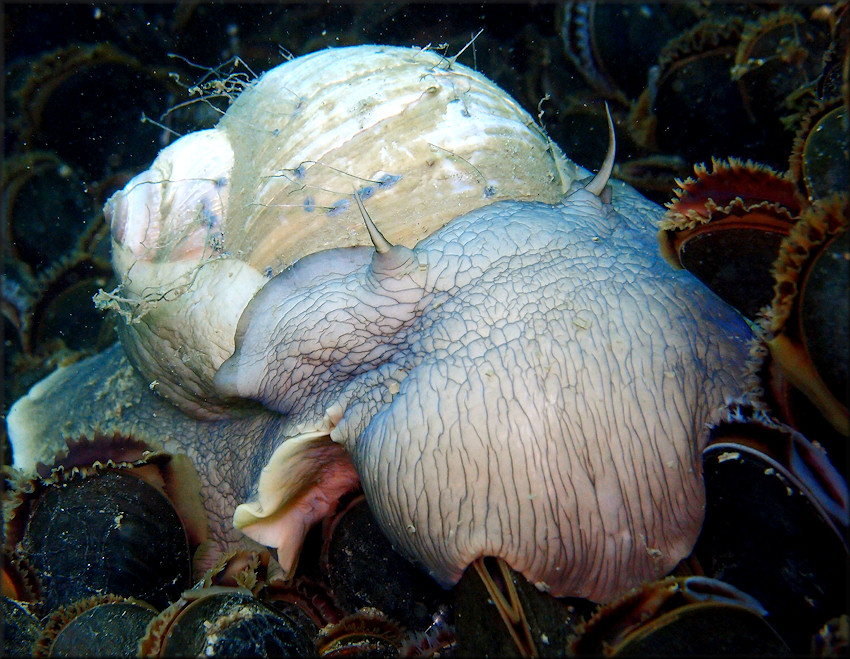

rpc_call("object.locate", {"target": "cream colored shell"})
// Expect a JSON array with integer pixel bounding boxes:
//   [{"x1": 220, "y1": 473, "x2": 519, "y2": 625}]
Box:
[
  {"x1": 219, "y1": 45, "x2": 576, "y2": 271},
  {"x1": 100, "y1": 45, "x2": 578, "y2": 417}
]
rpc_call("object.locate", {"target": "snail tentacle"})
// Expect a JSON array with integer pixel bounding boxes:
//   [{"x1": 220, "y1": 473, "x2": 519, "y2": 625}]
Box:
[
  {"x1": 585, "y1": 102, "x2": 616, "y2": 198},
  {"x1": 353, "y1": 189, "x2": 392, "y2": 254}
]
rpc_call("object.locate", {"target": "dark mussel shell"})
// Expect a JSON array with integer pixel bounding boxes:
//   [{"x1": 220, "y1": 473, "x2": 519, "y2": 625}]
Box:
[
  {"x1": 560, "y1": 1, "x2": 702, "y2": 105},
  {"x1": 2, "y1": 596, "x2": 43, "y2": 657},
  {"x1": 316, "y1": 607, "x2": 405, "y2": 658},
  {"x1": 817, "y1": 0, "x2": 849, "y2": 101},
  {"x1": 732, "y1": 9, "x2": 831, "y2": 131},
  {"x1": 319, "y1": 493, "x2": 448, "y2": 632},
  {"x1": 27, "y1": 254, "x2": 114, "y2": 355},
  {"x1": 263, "y1": 574, "x2": 345, "y2": 637},
  {"x1": 631, "y1": 16, "x2": 751, "y2": 162},
  {"x1": 453, "y1": 555, "x2": 593, "y2": 658},
  {"x1": 33, "y1": 593, "x2": 157, "y2": 658},
  {"x1": 797, "y1": 227, "x2": 848, "y2": 415},
  {"x1": 140, "y1": 586, "x2": 315, "y2": 657},
  {"x1": 2, "y1": 151, "x2": 93, "y2": 275},
  {"x1": 658, "y1": 158, "x2": 801, "y2": 320},
  {"x1": 763, "y1": 194, "x2": 849, "y2": 437},
  {"x1": 7, "y1": 42, "x2": 181, "y2": 179},
  {"x1": 16, "y1": 468, "x2": 192, "y2": 612},
  {"x1": 696, "y1": 412, "x2": 848, "y2": 653},
  {"x1": 790, "y1": 100, "x2": 849, "y2": 203},
  {"x1": 198, "y1": 546, "x2": 335, "y2": 637},
  {"x1": 569, "y1": 576, "x2": 789, "y2": 656},
  {"x1": 632, "y1": 8, "x2": 830, "y2": 169}
]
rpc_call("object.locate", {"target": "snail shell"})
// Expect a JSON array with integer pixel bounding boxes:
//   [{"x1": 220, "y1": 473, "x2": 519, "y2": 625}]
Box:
[{"x1": 100, "y1": 45, "x2": 577, "y2": 417}]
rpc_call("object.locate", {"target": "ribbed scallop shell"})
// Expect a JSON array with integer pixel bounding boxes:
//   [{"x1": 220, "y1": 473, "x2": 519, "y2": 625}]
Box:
[{"x1": 100, "y1": 45, "x2": 577, "y2": 417}]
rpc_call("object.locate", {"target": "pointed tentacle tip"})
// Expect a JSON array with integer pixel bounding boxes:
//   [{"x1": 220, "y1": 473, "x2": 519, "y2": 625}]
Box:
[
  {"x1": 585, "y1": 102, "x2": 616, "y2": 199},
  {"x1": 351, "y1": 186, "x2": 425, "y2": 282},
  {"x1": 352, "y1": 187, "x2": 392, "y2": 254}
]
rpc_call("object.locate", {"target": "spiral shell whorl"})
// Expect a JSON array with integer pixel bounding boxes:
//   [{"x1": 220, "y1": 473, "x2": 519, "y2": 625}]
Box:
[{"x1": 219, "y1": 45, "x2": 577, "y2": 273}]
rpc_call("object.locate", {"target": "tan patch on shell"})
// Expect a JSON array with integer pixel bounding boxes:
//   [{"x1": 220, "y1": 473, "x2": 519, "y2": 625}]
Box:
[{"x1": 199, "y1": 548, "x2": 271, "y2": 596}]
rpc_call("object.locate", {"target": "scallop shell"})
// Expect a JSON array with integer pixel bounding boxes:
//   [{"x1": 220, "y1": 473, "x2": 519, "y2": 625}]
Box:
[{"x1": 100, "y1": 45, "x2": 577, "y2": 417}]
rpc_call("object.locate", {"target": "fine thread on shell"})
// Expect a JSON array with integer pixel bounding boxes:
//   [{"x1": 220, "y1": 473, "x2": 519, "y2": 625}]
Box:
[
  {"x1": 256, "y1": 161, "x2": 403, "y2": 213},
  {"x1": 94, "y1": 252, "x2": 229, "y2": 324},
  {"x1": 144, "y1": 54, "x2": 263, "y2": 141}
]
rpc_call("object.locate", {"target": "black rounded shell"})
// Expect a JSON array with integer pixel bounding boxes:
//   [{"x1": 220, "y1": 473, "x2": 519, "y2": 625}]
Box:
[{"x1": 22, "y1": 470, "x2": 192, "y2": 611}]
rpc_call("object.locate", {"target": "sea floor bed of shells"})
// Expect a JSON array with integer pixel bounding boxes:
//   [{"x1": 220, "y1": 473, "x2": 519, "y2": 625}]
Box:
[{"x1": 3, "y1": 2, "x2": 847, "y2": 656}]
